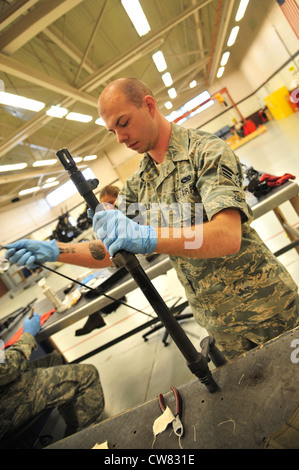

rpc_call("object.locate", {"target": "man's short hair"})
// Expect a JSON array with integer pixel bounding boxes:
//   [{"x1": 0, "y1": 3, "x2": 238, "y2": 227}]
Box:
[{"x1": 117, "y1": 78, "x2": 154, "y2": 107}]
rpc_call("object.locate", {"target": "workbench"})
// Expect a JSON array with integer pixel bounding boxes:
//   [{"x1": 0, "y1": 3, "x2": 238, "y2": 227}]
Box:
[
  {"x1": 250, "y1": 180, "x2": 299, "y2": 255},
  {"x1": 47, "y1": 326, "x2": 299, "y2": 449},
  {"x1": 1, "y1": 181, "x2": 298, "y2": 450}
]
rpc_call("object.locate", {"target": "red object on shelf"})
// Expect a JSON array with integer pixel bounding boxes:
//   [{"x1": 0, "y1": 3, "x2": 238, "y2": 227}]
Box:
[{"x1": 243, "y1": 120, "x2": 257, "y2": 136}]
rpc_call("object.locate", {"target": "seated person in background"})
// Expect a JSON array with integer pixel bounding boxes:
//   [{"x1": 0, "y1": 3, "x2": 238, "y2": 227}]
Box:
[
  {"x1": 0, "y1": 312, "x2": 104, "y2": 441},
  {"x1": 75, "y1": 184, "x2": 121, "y2": 336},
  {"x1": 99, "y1": 184, "x2": 120, "y2": 208}
]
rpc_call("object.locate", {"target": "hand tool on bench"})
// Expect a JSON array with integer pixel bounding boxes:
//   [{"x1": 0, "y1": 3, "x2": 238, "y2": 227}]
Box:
[{"x1": 158, "y1": 386, "x2": 184, "y2": 437}]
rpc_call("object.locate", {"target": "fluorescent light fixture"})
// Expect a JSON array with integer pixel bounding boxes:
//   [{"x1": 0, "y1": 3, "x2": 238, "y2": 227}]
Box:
[
  {"x1": 227, "y1": 26, "x2": 240, "y2": 46},
  {"x1": 190, "y1": 80, "x2": 197, "y2": 88},
  {"x1": 221, "y1": 51, "x2": 230, "y2": 66},
  {"x1": 45, "y1": 177, "x2": 57, "y2": 183},
  {"x1": 32, "y1": 159, "x2": 57, "y2": 167},
  {"x1": 235, "y1": 0, "x2": 249, "y2": 21},
  {"x1": 19, "y1": 186, "x2": 40, "y2": 196},
  {"x1": 121, "y1": 0, "x2": 151, "y2": 37},
  {"x1": 0, "y1": 91, "x2": 45, "y2": 112},
  {"x1": 162, "y1": 72, "x2": 173, "y2": 87},
  {"x1": 181, "y1": 91, "x2": 211, "y2": 111},
  {"x1": 66, "y1": 112, "x2": 93, "y2": 123},
  {"x1": 95, "y1": 117, "x2": 106, "y2": 126},
  {"x1": 46, "y1": 168, "x2": 96, "y2": 207},
  {"x1": 42, "y1": 181, "x2": 59, "y2": 189},
  {"x1": 74, "y1": 157, "x2": 82, "y2": 163},
  {"x1": 0, "y1": 163, "x2": 27, "y2": 172},
  {"x1": 166, "y1": 90, "x2": 212, "y2": 123},
  {"x1": 165, "y1": 101, "x2": 173, "y2": 110},
  {"x1": 168, "y1": 88, "x2": 177, "y2": 99},
  {"x1": 84, "y1": 155, "x2": 97, "y2": 161},
  {"x1": 46, "y1": 106, "x2": 68, "y2": 118},
  {"x1": 217, "y1": 67, "x2": 225, "y2": 78},
  {"x1": 152, "y1": 51, "x2": 167, "y2": 72}
]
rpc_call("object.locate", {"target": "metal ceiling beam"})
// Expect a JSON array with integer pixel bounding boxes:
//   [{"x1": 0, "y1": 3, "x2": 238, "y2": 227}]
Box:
[
  {"x1": 0, "y1": 111, "x2": 56, "y2": 158},
  {"x1": 0, "y1": 0, "x2": 85, "y2": 54},
  {"x1": 43, "y1": 25, "x2": 96, "y2": 75},
  {"x1": 0, "y1": 0, "x2": 40, "y2": 32},
  {"x1": 154, "y1": 56, "x2": 210, "y2": 98},
  {"x1": 0, "y1": 0, "x2": 214, "y2": 160},
  {"x1": 207, "y1": 0, "x2": 235, "y2": 85},
  {"x1": 66, "y1": 126, "x2": 104, "y2": 154},
  {"x1": 0, "y1": 53, "x2": 98, "y2": 107},
  {"x1": 82, "y1": 0, "x2": 214, "y2": 93},
  {"x1": 192, "y1": 0, "x2": 207, "y2": 67},
  {"x1": 0, "y1": 167, "x2": 64, "y2": 185},
  {"x1": 0, "y1": 36, "x2": 162, "y2": 157},
  {"x1": 73, "y1": 0, "x2": 109, "y2": 84}
]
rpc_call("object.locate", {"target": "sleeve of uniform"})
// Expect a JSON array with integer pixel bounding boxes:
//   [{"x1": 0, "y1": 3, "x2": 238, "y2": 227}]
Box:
[
  {"x1": 195, "y1": 133, "x2": 253, "y2": 223},
  {"x1": 0, "y1": 333, "x2": 37, "y2": 386}
]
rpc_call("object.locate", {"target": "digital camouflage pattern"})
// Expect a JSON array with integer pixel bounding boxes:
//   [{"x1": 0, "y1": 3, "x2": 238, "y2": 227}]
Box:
[
  {"x1": 117, "y1": 123, "x2": 299, "y2": 359},
  {"x1": 0, "y1": 333, "x2": 104, "y2": 439}
]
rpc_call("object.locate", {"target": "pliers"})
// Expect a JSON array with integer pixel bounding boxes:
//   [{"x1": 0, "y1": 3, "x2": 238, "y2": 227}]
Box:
[{"x1": 158, "y1": 385, "x2": 184, "y2": 437}]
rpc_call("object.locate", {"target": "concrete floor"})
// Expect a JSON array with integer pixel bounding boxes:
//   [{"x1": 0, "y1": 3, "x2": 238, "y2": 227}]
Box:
[{"x1": 0, "y1": 113, "x2": 299, "y2": 444}]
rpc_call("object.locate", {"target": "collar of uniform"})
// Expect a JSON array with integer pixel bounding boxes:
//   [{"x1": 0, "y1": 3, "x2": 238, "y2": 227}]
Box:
[
  {"x1": 139, "y1": 123, "x2": 189, "y2": 181},
  {"x1": 167, "y1": 122, "x2": 190, "y2": 162}
]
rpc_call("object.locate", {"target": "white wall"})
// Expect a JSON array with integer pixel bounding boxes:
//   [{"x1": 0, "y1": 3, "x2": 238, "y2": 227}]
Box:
[
  {"x1": 181, "y1": 68, "x2": 256, "y2": 132},
  {"x1": 239, "y1": 1, "x2": 299, "y2": 93}
]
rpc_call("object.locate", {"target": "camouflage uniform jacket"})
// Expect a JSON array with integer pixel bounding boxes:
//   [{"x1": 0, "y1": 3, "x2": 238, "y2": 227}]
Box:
[
  {"x1": 118, "y1": 123, "x2": 298, "y2": 335},
  {"x1": 0, "y1": 333, "x2": 36, "y2": 388}
]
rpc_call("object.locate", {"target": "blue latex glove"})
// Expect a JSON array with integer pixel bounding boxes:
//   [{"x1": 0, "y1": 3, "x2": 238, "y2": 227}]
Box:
[
  {"x1": 23, "y1": 313, "x2": 41, "y2": 336},
  {"x1": 5, "y1": 239, "x2": 59, "y2": 269},
  {"x1": 93, "y1": 210, "x2": 157, "y2": 257}
]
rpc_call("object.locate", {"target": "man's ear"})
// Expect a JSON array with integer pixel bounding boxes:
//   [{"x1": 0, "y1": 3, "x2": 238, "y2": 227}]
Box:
[{"x1": 143, "y1": 95, "x2": 156, "y2": 116}]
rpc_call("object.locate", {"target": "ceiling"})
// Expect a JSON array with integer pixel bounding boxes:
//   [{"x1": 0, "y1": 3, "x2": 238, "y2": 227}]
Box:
[{"x1": 0, "y1": 0, "x2": 273, "y2": 208}]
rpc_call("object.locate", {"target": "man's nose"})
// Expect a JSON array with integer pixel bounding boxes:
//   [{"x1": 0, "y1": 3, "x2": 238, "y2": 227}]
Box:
[{"x1": 116, "y1": 130, "x2": 127, "y2": 144}]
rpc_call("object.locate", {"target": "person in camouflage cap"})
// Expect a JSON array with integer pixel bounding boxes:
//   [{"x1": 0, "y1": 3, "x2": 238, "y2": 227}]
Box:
[
  {"x1": 0, "y1": 313, "x2": 104, "y2": 442},
  {"x1": 5, "y1": 78, "x2": 299, "y2": 360}
]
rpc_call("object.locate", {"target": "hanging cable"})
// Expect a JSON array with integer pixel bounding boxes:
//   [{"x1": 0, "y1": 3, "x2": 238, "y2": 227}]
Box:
[{"x1": 38, "y1": 263, "x2": 155, "y2": 318}]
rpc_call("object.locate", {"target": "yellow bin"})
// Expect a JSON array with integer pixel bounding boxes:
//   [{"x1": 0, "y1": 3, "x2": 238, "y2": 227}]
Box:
[{"x1": 264, "y1": 86, "x2": 294, "y2": 120}]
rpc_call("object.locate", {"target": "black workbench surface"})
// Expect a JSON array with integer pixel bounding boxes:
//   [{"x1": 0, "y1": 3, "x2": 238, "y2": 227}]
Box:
[{"x1": 47, "y1": 326, "x2": 299, "y2": 449}]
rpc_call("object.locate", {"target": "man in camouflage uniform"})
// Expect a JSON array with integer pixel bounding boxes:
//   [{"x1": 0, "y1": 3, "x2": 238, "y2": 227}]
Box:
[
  {"x1": 5, "y1": 78, "x2": 299, "y2": 360},
  {"x1": 0, "y1": 313, "x2": 104, "y2": 441},
  {"x1": 114, "y1": 119, "x2": 299, "y2": 358}
]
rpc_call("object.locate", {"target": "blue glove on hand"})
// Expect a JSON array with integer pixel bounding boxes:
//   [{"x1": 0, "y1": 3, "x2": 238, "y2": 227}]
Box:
[
  {"x1": 5, "y1": 239, "x2": 59, "y2": 269},
  {"x1": 93, "y1": 210, "x2": 157, "y2": 257},
  {"x1": 23, "y1": 313, "x2": 41, "y2": 336}
]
